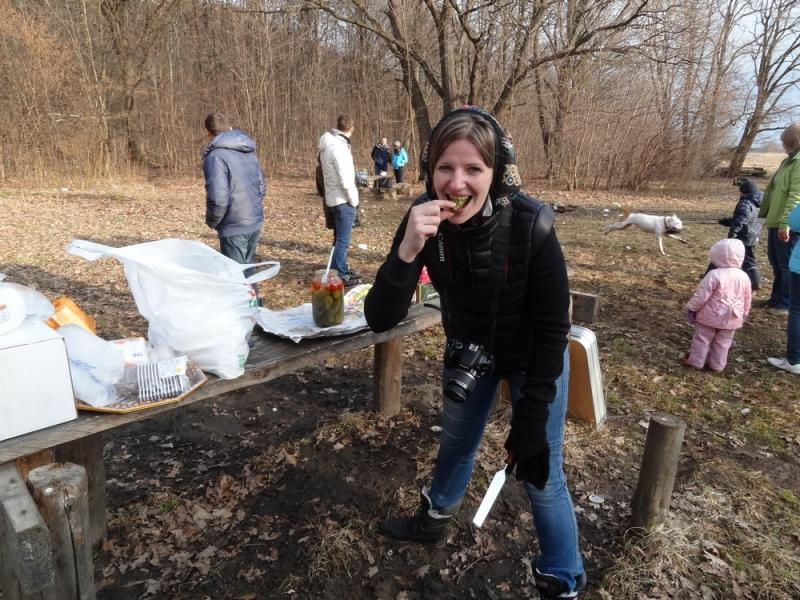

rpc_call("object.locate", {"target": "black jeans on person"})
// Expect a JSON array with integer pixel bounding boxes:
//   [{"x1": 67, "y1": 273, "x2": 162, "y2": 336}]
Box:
[
  {"x1": 219, "y1": 231, "x2": 261, "y2": 303},
  {"x1": 767, "y1": 227, "x2": 800, "y2": 308},
  {"x1": 373, "y1": 165, "x2": 384, "y2": 189},
  {"x1": 394, "y1": 166, "x2": 405, "y2": 184}
]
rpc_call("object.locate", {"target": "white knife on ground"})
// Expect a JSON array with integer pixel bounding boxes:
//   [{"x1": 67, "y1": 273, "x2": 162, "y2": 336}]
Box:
[{"x1": 473, "y1": 459, "x2": 514, "y2": 527}]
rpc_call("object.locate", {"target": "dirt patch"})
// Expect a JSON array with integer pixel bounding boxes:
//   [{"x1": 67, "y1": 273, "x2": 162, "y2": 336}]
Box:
[{"x1": 2, "y1": 175, "x2": 799, "y2": 599}]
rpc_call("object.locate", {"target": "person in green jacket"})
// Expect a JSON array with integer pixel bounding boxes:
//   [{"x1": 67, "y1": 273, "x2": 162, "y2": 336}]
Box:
[{"x1": 759, "y1": 123, "x2": 800, "y2": 314}]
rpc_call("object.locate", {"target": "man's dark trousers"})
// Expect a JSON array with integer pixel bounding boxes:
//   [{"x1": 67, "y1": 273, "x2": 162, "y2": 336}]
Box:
[{"x1": 220, "y1": 232, "x2": 261, "y2": 303}]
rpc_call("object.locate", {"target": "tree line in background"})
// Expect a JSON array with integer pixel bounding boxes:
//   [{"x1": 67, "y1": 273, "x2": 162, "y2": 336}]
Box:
[{"x1": 1, "y1": 0, "x2": 798, "y2": 189}]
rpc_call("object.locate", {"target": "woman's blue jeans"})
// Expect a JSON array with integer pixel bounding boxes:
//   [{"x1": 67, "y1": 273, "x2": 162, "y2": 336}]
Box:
[
  {"x1": 788, "y1": 271, "x2": 800, "y2": 364},
  {"x1": 428, "y1": 349, "x2": 585, "y2": 592}
]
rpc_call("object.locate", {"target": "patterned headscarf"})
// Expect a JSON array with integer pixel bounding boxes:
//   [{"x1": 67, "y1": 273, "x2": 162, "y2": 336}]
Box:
[{"x1": 421, "y1": 105, "x2": 521, "y2": 209}]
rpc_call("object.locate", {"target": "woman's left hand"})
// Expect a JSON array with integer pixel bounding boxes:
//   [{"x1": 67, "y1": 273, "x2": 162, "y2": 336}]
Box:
[{"x1": 504, "y1": 428, "x2": 550, "y2": 490}]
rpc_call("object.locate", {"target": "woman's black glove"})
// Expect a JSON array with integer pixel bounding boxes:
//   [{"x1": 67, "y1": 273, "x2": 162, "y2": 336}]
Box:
[
  {"x1": 504, "y1": 399, "x2": 550, "y2": 490},
  {"x1": 505, "y1": 439, "x2": 549, "y2": 490}
]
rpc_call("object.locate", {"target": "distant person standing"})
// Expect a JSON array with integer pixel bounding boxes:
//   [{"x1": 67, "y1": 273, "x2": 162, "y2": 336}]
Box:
[
  {"x1": 716, "y1": 178, "x2": 762, "y2": 290},
  {"x1": 759, "y1": 122, "x2": 800, "y2": 315},
  {"x1": 371, "y1": 137, "x2": 390, "y2": 189},
  {"x1": 319, "y1": 114, "x2": 361, "y2": 287},
  {"x1": 203, "y1": 111, "x2": 266, "y2": 276},
  {"x1": 767, "y1": 202, "x2": 800, "y2": 375},
  {"x1": 391, "y1": 140, "x2": 408, "y2": 184}
]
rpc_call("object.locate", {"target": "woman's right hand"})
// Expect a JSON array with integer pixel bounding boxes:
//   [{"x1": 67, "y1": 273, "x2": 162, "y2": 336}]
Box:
[{"x1": 397, "y1": 199, "x2": 456, "y2": 263}]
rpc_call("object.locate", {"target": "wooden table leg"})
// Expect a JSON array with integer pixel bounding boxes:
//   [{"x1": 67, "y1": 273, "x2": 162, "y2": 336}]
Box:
[
  {"x1": 55, "y1": 434, "x2": 107, "y2": 547},
  {"x1": 28, "y1": 463, "x2": 95, "y2": 599},
  {"x1": 0, "y1": 463, "x2": 56, "y2": 599},
  {"x1": 373, "y1": 337, "x2": 402, "y2": 416},
  {"x1": 14, "y1": 449, "x2": 55, "y2": 482}
]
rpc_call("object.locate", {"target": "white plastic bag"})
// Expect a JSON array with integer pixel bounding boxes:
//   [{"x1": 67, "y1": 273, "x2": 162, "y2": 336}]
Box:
[
  {"x1": 66, "y1": 239, "x2": 279, "y2": 379},
  {"x1": 0, "y1": 285, "x2": 26, "y2": 336},
  {"x1": 60, "y1": 324, "x2": 125, "y2": 385},
  {"x1": 0, "y1": 274, "x2": 54, "y2": 325},
  {"x1": 59, "y1": 324, "x2": 125, "y2": 408}
]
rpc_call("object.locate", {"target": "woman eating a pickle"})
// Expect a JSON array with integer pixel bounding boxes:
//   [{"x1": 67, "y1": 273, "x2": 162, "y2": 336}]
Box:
[{"x1": 364, "y1": 106, "x2": 585, "y2": 599}]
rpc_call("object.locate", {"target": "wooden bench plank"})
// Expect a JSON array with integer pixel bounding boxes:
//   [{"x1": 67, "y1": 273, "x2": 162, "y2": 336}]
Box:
[
  {"x1": 0, "y1": 304, "x2": 441, "y2": 464},
  {"x1": 0, "y1": 463, "x2": 55, "y2": 596},
  {"x1": 571, "y1": 290, "x2": 600, "y2": 324}
]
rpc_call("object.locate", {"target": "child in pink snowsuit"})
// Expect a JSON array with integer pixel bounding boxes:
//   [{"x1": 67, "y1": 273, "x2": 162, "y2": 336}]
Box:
[{"x1": 685, "y1": 238, "x2": 752, "y2": 371}]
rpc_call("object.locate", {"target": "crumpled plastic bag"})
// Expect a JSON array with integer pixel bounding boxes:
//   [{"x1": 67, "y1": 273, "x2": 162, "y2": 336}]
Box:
[
  {"x1": 0, "y1": 273, "x2": 54, "y2": 324},
  {"x1": 59, "y1": 324, "x2": 125, "y2": 407}
]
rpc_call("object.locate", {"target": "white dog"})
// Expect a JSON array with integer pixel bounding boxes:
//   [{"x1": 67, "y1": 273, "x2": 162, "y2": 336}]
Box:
[{"x1": 603, "y1": 212, "x2": 687, "y2": 256}]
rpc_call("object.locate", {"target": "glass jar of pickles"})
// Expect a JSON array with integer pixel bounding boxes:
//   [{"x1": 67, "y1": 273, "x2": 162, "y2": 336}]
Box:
[{"x1": 311, "y1": 269, "x2": 345, "y2": 327}]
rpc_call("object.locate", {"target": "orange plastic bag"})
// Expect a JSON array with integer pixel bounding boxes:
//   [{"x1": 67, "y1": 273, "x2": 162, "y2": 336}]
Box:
[{"x1": 45, "y1": 297, "x2": 96, "y2": 334}]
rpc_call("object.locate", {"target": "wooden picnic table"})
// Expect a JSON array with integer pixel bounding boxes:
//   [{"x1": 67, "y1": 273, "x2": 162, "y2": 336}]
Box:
[
  {"x1": 0, "y1": 302, "x2": 441, "y2": 599},
  {"x1": 0, "y1": 302, "x2": 440, "y2": 465}
]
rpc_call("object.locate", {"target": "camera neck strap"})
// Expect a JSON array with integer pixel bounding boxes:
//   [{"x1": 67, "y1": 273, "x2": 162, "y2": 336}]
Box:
[{"x1": 438, "y1": 201, "x2": 513, "y2": 350}]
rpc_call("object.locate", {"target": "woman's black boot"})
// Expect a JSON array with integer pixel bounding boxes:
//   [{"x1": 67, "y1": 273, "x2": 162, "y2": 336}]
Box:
[
  {"x1": 534, "y1": 569, "x2": 587, "y2": 599},
  {"x1": 379, "y1": 488, "x2": 459, "y2": 547}
]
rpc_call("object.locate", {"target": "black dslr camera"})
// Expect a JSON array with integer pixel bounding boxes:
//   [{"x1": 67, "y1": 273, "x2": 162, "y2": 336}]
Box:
[{"x1": 443, "y1": 339, "x2": 494, "y2": 403}]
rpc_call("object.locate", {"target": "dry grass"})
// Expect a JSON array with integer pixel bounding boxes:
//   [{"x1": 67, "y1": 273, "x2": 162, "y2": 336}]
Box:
[
  {"x1": 598, "y1": 462, "x2": 800, "y2": 599},
  {"x1": 743, "y1": 152, "x2": 785, "y2": 176},
  {"x1": 304, "y1": 517, "x2": 364, "y2": 581},
  {"x1": 2, "y1": 172, "x2": 798, "y2": 598}
]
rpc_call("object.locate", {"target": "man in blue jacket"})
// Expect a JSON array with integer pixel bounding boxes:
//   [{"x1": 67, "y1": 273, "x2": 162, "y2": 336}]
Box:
[
  {"x1": 371, "y1": 137, "x2": 390, "y2": 189},
  {"x1": 203, "y1": 112, "x2": 266, "y2": 275}
]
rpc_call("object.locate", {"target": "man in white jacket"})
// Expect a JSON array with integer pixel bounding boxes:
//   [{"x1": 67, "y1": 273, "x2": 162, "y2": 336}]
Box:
[{"x1": 319, "y1": 114, "x2": 361, "y2": 286}]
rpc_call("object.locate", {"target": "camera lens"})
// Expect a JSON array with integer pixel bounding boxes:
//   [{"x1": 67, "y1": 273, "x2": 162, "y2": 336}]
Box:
[{"x1": 444, "y1": 370, "x2": 476, "y2": 403}]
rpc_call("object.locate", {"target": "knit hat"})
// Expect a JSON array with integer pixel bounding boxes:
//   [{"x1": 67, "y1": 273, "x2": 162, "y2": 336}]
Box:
[
  {"x1": 420, "y1": 105, "x2": 520, "y2": 209},
  {"x1": 738, "y1": 178, "x2": 759, "y2": 196}
]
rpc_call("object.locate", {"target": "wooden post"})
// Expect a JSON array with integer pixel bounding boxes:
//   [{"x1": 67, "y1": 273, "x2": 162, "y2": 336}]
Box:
[
  {"x1": 373, "y1": 338, "x2": 402, "y2": 416},
  {"x1": 27, "y1": 463, "x2": 96, "y2": 600},
  {"x1": 55, "y1": 434, "x2": 107, "y2": 547},
  {"x1": 0, "y1": 463, "x2": 56, "y2": 600},
  {"x1": 493, "y1": 379, "x2": 512, "y2": 407},
  {"x1": 14, "y1": 449, "x2": 55, "y2": 482},
  {"x1": 630, "y1": 413, "x2": 687, "y2": 531},
  {"x1": 570, "y1": 291, "x2": 600, "y2": 324}
]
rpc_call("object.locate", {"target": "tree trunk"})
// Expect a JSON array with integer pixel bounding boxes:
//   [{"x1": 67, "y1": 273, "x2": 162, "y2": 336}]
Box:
[{"x1": 728, "y1": 113, "x2": 764, "y2": 177}]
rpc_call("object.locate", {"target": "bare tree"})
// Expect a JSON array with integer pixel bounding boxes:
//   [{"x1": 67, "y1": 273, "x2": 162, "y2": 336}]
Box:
[
  {"x1": 304, "y1": 0, "x2": 658, "y2": 177},
  {"x1": 0, "y1": 0, "x2": 784, "y2": 190},
  {"x1": 728, "y1": 0, "x2": 800, "y2": 176}
]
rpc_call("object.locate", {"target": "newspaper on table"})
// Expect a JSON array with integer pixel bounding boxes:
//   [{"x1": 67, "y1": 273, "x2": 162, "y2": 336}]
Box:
[{"x1": 257, "y1": 284, "x2": 371, "y2": 343}]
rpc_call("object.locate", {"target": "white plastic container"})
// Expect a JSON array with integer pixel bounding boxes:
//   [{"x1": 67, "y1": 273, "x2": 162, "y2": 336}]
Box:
[
  {"x1": 0, "y1": 286, "x2": 26, "y2": 336},
  {"x1": 568, "y1": 324, "x2": 606, "y2": 429}
]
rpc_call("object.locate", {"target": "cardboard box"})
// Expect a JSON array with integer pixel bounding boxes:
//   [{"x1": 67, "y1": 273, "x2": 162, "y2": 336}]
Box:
[{"x1": 0, "y1": 320, "x2": 77, "y2": 442}]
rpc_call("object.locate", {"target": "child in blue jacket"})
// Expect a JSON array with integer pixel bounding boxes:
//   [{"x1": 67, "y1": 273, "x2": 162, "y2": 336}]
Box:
[{"x1": 718, "y1": 178, "x2": 763, "y2": 289}]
